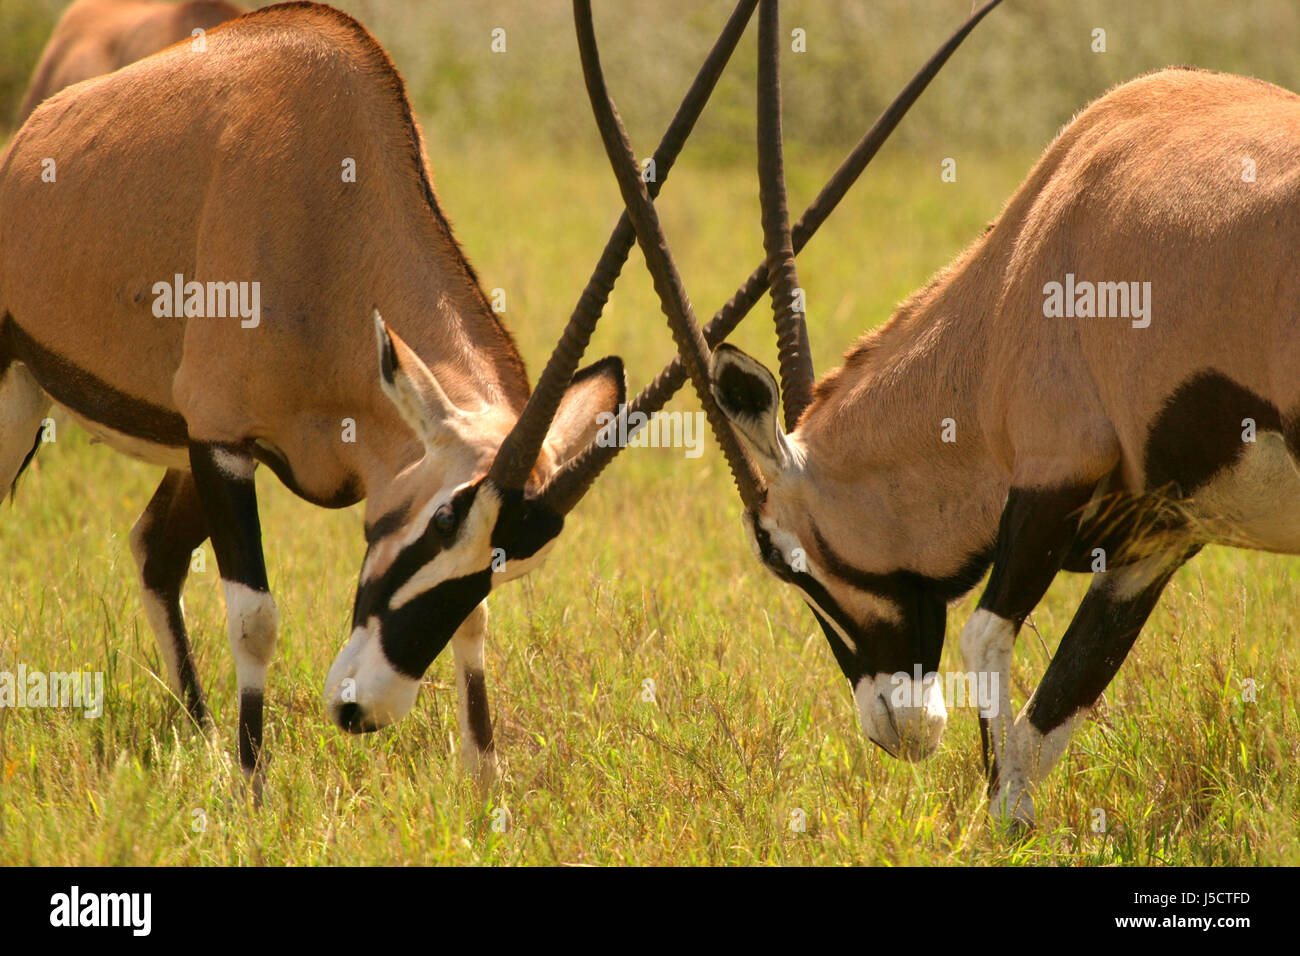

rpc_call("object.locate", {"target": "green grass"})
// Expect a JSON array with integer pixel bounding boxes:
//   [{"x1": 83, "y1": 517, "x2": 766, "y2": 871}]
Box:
[{"x1": 2, "y1": 142, "x2": 1297, "y2": 866}]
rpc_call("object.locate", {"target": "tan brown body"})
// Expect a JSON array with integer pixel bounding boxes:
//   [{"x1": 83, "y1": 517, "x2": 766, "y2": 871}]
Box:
[
  {"x1": 705, "y1": 66, "x2": 1300, "y2": 824},
  {"x1": 799, "y1": 67, "x2": 1300, "y2": 573},
  {"x1": 3, "y1": 2, "x2": 529, "y2": 516},
  {"x1": 0, "y1": 2, "x2": 623, "y2": 786},
  {"x1": 17, "y1": 0, "x2": 246, "y2": 123}
]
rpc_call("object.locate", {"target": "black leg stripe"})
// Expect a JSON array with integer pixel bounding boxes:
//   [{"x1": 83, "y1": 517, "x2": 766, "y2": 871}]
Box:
[
  {"x1": 978, "y1": 715, "x2": 999, "y2": 791},
  {"x1": 189, "y1": 443, "x2": 269, "y2": 591},
  {"x1": 238, "y1": 689, "x2": 264, "y2": 772},
  {"x1": 464, "y1": 669, "x2": 495, "y2": 753},
  {"x1": 978, "y1": 485, "x2": 1097, "y2": 623},
  {"x1": 1026, "y1": 548, "x2": 1197, "y2": 734}
]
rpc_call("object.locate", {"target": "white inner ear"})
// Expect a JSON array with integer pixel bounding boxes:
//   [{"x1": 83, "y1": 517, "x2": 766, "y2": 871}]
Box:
[
  {"x1": 541, "y1": 362, "x2": 624, "y2": 467},
  {"x1": 374, "y1": 309, "x2": 467, "y2": 450},
  {"x1": 543, "y1": 393, "x2": 604, "y2": 467}
]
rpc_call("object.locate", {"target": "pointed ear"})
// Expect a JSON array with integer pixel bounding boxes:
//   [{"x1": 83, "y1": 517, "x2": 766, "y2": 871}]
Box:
[
  {"x1": 709, "y1": 343, "x2": 799, "y2": 477},
  {"x1": 543, "y1": 355, "x2": 626, "y2": 466},
  {"x1": 374, "y1": 309, "x2": 465, "y2": 448}
]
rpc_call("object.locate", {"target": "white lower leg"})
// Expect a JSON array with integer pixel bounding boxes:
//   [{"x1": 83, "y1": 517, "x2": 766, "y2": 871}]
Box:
[
  {"x1": 959, "y1": 608, "x2": 1033, "y2": 824},
  {"x1": 129, "y1": 514, "x2": 186, "y2": 698},
  {"x1": 223, "y1": 581, "x2": 278, "y2": 776},
  {"x1": 1010, "y1": 702, "x2": 1086, "y2": 788},
  {"x1": 0, "y1": 362, "x2": 49, "y2": 489},
  {"x1": 224, "y1": 581, "x2": 278, "y2": 692}
]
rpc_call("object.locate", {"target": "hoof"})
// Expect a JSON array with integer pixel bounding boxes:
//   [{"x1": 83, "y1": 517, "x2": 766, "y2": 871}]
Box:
[
  {"x1": 990, "y1": 782, "x2": 1035, "y2": 833},
  {"x1": 467, "y1": 749, "x2": 501, "y2": 797}
]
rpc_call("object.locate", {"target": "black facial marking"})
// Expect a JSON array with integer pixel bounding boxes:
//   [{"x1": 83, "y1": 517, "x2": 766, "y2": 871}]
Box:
[
  {"x1": 753, "y1": 519, "x2": 991, "y2": 684},
  {"x1": 1145, "y1": 370, "x2": 1280, "y2": 497},
  {"x1": 365, "y1": 502, "x2": 411, "y2": 545},
  {"x1": 350, "y1": 482, "x2": 497, "y2": 680},
  {"x1": 353, "y1": 485, "x2": 482, "y2": 624},
  {"x1": 380, "y1": 570, "x2": 492, "y2": 678},
  {"x1": 490, "y1": 487, "x2": 564, "y2": 563}
]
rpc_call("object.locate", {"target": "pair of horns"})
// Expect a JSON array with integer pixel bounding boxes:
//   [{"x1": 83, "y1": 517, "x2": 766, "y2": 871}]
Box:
[
  {"x1": 546, "y1": 0, "x2": 1004, "y2": 514},
  {"x1": 493, "y1": 0, "x2": 1004, "y2": 513},
  {"x1": 486, "y1": 0, "x2": 761, "y2": 498}
]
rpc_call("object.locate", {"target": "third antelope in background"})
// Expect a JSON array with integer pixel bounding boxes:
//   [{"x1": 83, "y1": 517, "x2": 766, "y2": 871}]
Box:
[{"x1": 16, "y1": 0, "x2": 245, "y2": 123}]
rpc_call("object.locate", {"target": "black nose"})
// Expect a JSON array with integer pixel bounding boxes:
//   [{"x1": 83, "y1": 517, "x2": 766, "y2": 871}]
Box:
[{"x1": 336, "y1": 702, "x2": 363, "y2": 733}]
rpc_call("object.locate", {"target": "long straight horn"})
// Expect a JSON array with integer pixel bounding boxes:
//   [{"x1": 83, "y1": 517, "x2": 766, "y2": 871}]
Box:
[
  {"x1": 573, "y1": 0, "x2": 765, "y2": 512},
  {"x1": 758, "y1": 0, "x2": 813, "y2": 433},
  {"x1": 543, "y1": 0, "x2": 1003, "y2": 515},
  {"x1": 486, "y1": 0, "x2": 759, "y2": 492}
]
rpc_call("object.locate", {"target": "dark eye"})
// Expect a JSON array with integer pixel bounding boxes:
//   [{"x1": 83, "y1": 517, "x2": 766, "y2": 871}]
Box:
[
  {"x1": 765, "y1": 545, "x2": 785, "y2": 566},
  {"x1": 433, "y1": 504, "x2": 458, "y2": 538}
]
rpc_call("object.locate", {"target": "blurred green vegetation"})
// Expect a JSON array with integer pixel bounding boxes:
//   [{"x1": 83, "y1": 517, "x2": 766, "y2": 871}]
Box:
[
  {"x1": 3, "y1": 146, "x2": 1297, "y2": 863},
  {"x1": 0, "y1": 0, "x2": 62, "y2": 125},
  {"x1": 5, "y1": 1, "x2": 1300, "y2": 157},
  {"x1": 2, "y1": 0, "x2": 1299, "y2": 866}
]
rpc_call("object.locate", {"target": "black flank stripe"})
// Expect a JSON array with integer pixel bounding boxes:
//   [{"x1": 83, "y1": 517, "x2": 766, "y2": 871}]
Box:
[{"x1": 4, "y1": 318, "x2": 189, "y2": 446}]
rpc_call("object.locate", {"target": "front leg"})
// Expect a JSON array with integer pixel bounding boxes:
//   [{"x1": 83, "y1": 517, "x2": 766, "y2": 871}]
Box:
[
  {"x1": 451, "y1": 601, "x2": 499, "y2": 789},
  {"x1": 958, "y1": 484, "x2": 1097, "y2": 826},
  {"x1": 189, "y1": 443, "x2": 278, "y2": 789},
  {"x1": 1001, "y1": 546, "x2": 1197, "y2": 817}
]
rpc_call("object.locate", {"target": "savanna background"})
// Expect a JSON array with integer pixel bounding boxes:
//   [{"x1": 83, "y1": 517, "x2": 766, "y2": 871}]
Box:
[{"x1": 1, "y1": 0, "x2": 1297, "y2": 865}]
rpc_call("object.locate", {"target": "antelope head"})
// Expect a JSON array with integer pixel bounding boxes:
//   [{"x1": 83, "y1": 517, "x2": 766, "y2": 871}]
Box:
[
  {"x1": 326, "y1": 0, "x2": 1000, "y2": 748},
  {"x1": 322, "y1": 309, "x2": 624, "y2": 734},
  {"x1": 575, "y1": 0, "x2": 1002, "y2": 762},
  {"x1": 324, "y1": 0, "x2": 764, "y2": 734}
]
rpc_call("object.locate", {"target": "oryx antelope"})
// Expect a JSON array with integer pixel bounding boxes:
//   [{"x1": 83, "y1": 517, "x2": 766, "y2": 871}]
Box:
[
  {"x1": 0, "y1": 0, "x2": 993, "y2": 789},
  {"x1": 2, "y1": 0, "x2": 635, "y2": 787},
  {"x1": 580, "y1": 2, "x2": 1297, "y2": 827},
  {"x1": 17, "y1": 0, "x2": 245, "y2": 124}
]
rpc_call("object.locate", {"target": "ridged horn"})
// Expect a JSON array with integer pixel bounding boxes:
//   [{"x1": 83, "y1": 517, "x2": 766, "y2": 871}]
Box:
[
  {"x1": 543, "y1": 0, "x2": 1004, "y2": 514},
  {"x1": 758, "y1": 0, "x2": 813, "y2": 433},
  {"x1": 485, "y1": 0, "x2": 759, "y2": 492},
  {"x1": 572, "y1": 0, "x2": 766, "y2": 512}
]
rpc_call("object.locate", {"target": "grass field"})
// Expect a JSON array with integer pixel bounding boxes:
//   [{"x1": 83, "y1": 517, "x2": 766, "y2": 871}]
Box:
[{"x1": 2, "y1": 126, "x2": 1298, "y2": 865}]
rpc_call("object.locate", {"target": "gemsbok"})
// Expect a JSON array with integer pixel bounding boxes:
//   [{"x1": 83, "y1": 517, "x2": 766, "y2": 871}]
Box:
[
  {"x1": 578, "y1": 0, "x2": 1298, "y2": 827},
  {"x1": 17, "y1": 0, "x2": 245, "y2": 124},
  {"x1": 0, "y1": 0, "x2": 995, "y2": 791}
]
